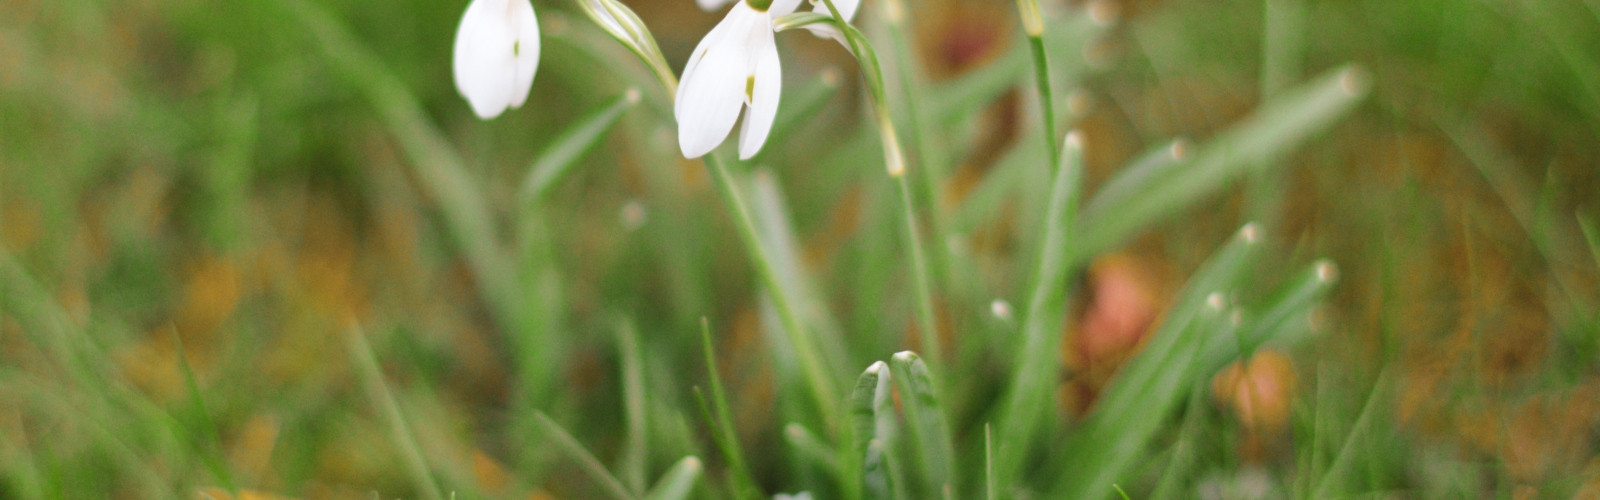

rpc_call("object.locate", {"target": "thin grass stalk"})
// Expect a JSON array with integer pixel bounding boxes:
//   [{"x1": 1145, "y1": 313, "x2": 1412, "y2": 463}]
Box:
[
  {"x1": 1017, "y1": 0, "x2": 1060, "y2": 168},
  {"x1": 995, "y1": 132, "x2": 1083, "y2": 489},
  {"x1": 344, "y1": 323, "x2": 445, "y2": 500},
  {"x1": 880, "y1": 0, "x2": 956, "y2": 297}
]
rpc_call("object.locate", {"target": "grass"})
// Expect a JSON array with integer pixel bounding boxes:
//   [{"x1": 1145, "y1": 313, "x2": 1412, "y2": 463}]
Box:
[{"x1": 1, "y1": 0, "x2": 1598, "y2": 497}]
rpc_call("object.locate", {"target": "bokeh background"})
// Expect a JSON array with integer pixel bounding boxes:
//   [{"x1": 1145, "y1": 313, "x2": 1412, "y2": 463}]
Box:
[{"x1": 2, "y1": 0, "x2": 1599, "y2": 497}]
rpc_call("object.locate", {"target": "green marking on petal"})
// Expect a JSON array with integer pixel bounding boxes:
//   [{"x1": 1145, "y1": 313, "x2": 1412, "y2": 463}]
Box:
[
  {"x1": 746, "y1": 0, "x2": 773, "y2": 11},
  {"x1": 745, "y1": 76, "x2": 755, "y2": 102}
]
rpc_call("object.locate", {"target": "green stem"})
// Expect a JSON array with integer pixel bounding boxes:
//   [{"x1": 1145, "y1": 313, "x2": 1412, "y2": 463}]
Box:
[
  {"x1": 817, "y1": 0, "x2": 943, "y2": 367},
  {"x1": 702, "y1": 152, "x2": 840, "y2": 427}
]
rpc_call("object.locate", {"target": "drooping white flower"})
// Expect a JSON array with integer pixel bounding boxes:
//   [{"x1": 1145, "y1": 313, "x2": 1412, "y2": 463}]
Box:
[
  {"x1": 453, "y1": 0, "x2": 541, "y2": 119},
  {"x1": 803, "y1": 0, "x2": 860, "y2": 42},
  {"x1": 674, "y1": 0, "x2": 801, "y2": 159}
]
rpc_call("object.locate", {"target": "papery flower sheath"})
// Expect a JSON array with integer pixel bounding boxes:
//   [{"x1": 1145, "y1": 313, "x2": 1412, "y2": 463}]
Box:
[
  {"x1": 674, "y1": 0, "x2": 802, "y2": 160},
  {"x1": 453, "y1": 0, "x2": 541, "y2": 119}
]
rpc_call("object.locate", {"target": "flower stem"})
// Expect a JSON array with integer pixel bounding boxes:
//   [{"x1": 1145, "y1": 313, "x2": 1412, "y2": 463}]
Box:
[
  {"x1": 702, "y1": 151, "x2": 840, "y2": 427},
  {"x1": 819, "y1": 0, "x2": 944, "y2": 367}
]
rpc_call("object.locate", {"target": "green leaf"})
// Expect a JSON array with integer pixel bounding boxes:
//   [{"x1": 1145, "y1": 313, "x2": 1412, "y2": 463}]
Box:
[
  {"x1": 1196, "y1": 260, "x2": 1337, "y2": 375},
  {"x1": 644, "y1": 456, "x2": 703, "y2": 500},
  {"x1": 520, "y1": 89, "x2": 641, "y2": 207},
  {"x1": 888, "y1": 351, "x2": 954, "y2": 498},
  {"x1": 1074, "y1": 66, "x2": 1369, "y2": 262},
  {"x1": 616, "y1": 319, "x2": 649, "y2": 494},
  {"x1": 344, "y1": 324, "x2": 445, "y2": 500},
  {"x1": 851, "y1": 361, "x2": 896, "y2": 500}
]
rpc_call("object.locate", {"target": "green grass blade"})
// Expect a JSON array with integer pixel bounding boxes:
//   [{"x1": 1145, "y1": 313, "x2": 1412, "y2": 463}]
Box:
[
  {"x1": 1582, "y1": 211, "x2": 1600, "y2": 272},
  {"x1": 695, "y1": 319, "x2": 762, "y2": 499},
  {"x1": 519, "y1": 89, "x2": 642, "y2": 206},
  {"x1": 1075, "y1": 66, "x2": 1368, "y2": 262},
  {"x1": 173, "y1": 333, "x2": 238, "y2": 495},
  {"x1": 1052, "y1": 223, "x2": 1263, "y2": 499},
  {"x1": 344, "y1": 324, "x2": 445, "y2": 500},
  {"x1": 785, "y1": 423, "x2": 843, "y2": 481},
  {"x1": 887, "y1": 351, "x2": 954, "y2": 498},
  {"x1": 985, "y1": 424, "x2": 996, "y2": 500},
  {"x1": 1196, "y1": 260, "x2": 1337, "y2": 374},
  {"x1": 532, "y1": 412, "x2": 636, "y2": 500},
  {"x1": 1078, "y1": 139, "x2": 1188, "y2": 228},
  {"x1": 644, "y1": 456, "x2": 703, "y2": 500},
  {"x1": 617, "y1": 320, "x2": 648, "y2": 494},
  {"x1": 995, "y1": 133, "x2": 1083, "y2": 488},
  {"x1": 766, "y1": 69, "x2": 844, "y2": 147},
  {"x1": 1311, "y1": 372, "x2": 1392, "y2": 499}
]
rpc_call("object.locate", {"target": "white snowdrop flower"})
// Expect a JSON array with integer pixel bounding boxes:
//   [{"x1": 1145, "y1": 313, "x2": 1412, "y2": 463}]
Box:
[
  {"x1": 674, "y1": 0, "x2": 801, "y2": 159},
  {"x1": 697, "y1": 0, "x2": 736, "y2": 12},
  {"x1": 803, "y1": 0, "x2": 860, "y2": 42},
  {"x1": 453, "y1": 0, "x2": 541, "y2": 119}
]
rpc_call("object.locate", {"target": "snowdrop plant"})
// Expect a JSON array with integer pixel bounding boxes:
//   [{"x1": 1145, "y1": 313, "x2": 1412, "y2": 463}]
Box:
[
  {"x1": 674, "y1": 0, "x2": 802, "y2": 159},
  {"x1": 452, "y1": 0, "x2": 541, "y2": 119}
]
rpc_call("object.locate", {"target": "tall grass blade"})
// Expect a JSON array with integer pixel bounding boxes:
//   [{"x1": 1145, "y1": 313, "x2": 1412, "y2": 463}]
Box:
[
  {"x1": 532, "y1": 412, "x2": 636, "y2": 500},
  {"x1": 851, "y1": 362, "x2": 896, "y2": 500},
  {"x1": 173, "y1": 334, "x2": 238, "y2": 495},
  {"x1": 644, "y1": 456, "x2": 703, "y2": 500},
  {"x1": 1311, "y1": 372, "x2": 1392, "y2": 499},
  {"x1": 343, "y1": 323, "x2": 445, "y2": 500},
  {"x1": 995, "y1": 133, "x2": 1083, "y2": 487},
  {"x1": 617, "y1": 320, "x2": 648, "y2": 494},
  {"x1": 520, "y1": 89, "x2": 642, "y2": 206},
  {"x1": 695, "y1": 319, "x2": 762, "y2": 499},
  {"x1": 1196, "y1": 260, "x2": 1337, "y2": 374},
  {"x1": 1052, "y1": 224, "x2": 1262, "y2": 499},
  {"x1": 1075, "y1": 66, "x2": 1368, "y2": 262}
]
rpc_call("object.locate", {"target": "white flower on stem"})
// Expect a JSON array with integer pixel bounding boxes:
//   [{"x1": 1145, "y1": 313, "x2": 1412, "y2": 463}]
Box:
[
  {"x1": 453, "y1": 0, "x2": 541, "y2": 119},
  {"x1": 804, "y1": 0, "x2": 859, "y2": 42},
  {"x1": 674, "y1": 0, "x2": 802, "y2": 159}
]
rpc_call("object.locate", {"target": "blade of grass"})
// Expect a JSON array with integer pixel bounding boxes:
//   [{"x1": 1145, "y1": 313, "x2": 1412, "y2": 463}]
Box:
[
  {"x1": 617, "y1": 319, "x2": 648, "y2": 494},
  {"x1": 173, "y1": 333, "x2": 238, "y2": 495},
  {"x1": 519, "y1": 89, "x2": 642, "y2": 207},
  {"x1": 1051, "y1": 223, "x2": 1263, "y2": 499},
  {"x1": 888, "y1": 351, "x2": 954, "y2": 498},
  {"x1": 985, "y1": 424, "x2": 996, "y2": 500},
  {"x1": 343, "y1": 323, "x2": 444, "y2": 500},
  {"x1": 1195, "y1": 260, "x2": 1336, "y2": 374},
  {"x1": 532, "y1": 412, "x2": 635, "y2": 500},
  {"x1": 644, "y1": 456, "x2": 703, "y2": 500},
  {"x1": 785, "y1": 423, "x2": 843, "y2": 481},
  {"x1": 1311, "y1": 371, "x2": 1392, "y2": 499},
  {"x1": 694, "y1": 319, "x2": 762, "y2": 499},
  {"x1": 994, "y1": 133, "x2": 1084, "y2": 488},
  {"x1": 1075, "y1": 66, "x2": 1368, "y2": 263}
]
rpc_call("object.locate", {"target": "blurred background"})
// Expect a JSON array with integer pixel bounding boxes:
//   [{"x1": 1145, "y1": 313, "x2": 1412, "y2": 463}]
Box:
[{"x1": 1, "y1": 0, "x2": 1598, "y2": 497}]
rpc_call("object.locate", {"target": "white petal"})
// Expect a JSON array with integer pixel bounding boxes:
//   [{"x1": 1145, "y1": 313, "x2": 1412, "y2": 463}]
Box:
[
  {"x1": 453, "y1": 0, "x2": 539, "y2": 119},
  {"x1": 675, "y1": 6, "x2": 759, "y2": 158},
  {"x1": 806, "y1": 0, "x2": 858, "y2": 40},
  {"x1": 769, "y1": 0, "x2": 803, "y2": 16},
  {"x1": 738, "y1": 29, "x2": 781, "y2": 159},
  {"x1": 697, "y1": 0, "x2": 736, "y2": 11},
  {"x1": 507, "y1": 0, "x2": 540, "y2": 110}
]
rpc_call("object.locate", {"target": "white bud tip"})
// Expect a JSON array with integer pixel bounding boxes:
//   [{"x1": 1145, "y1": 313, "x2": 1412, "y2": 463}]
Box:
[
  {"x1": 1315, "y1": 260, "x2": 1338, "y2": 283},
  {"x1": 1206, "y1": 292, "x2": 1226, "y2": 310},
  {"x1": 785, "y1": 423, "x2": 806, "y2": 438},
  {"x1": 887, "y1": 162, "x2": 906, "y2": 178},
  {"x1": 820, "y1": 68, "x2": 842, "y2": 87},
  {"x1": 1339, "y1": 67, "x2": 1369, "y2": 96},
  {"x1": 1064, "y1": 131, "x2": 1084, "y2": 149},
  {"x1": 866, "y1": 361, "x2": 886, "y2": 374},
  {"x1": 1239, "y1": 223, "x2": 1260, "y2": 244},
  {"x1": 990, "y1": 299, "x2": 1014, "y2": 321},
  {"x1": 1169, "y1": 139, "x2": 1190, "y2": 161},
  {"x1": 624, "y1": 88, "x2": 642, "y2": 104},
  {"x1": 684, "y1": 457, "x2": 703, "y2": 470},
  {"x1": 892, "y1": 351, "x2": 916, "y2": 362},
  {"x1": 1088, "y1": 0, "x2": 1118, "y2": 26}
]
